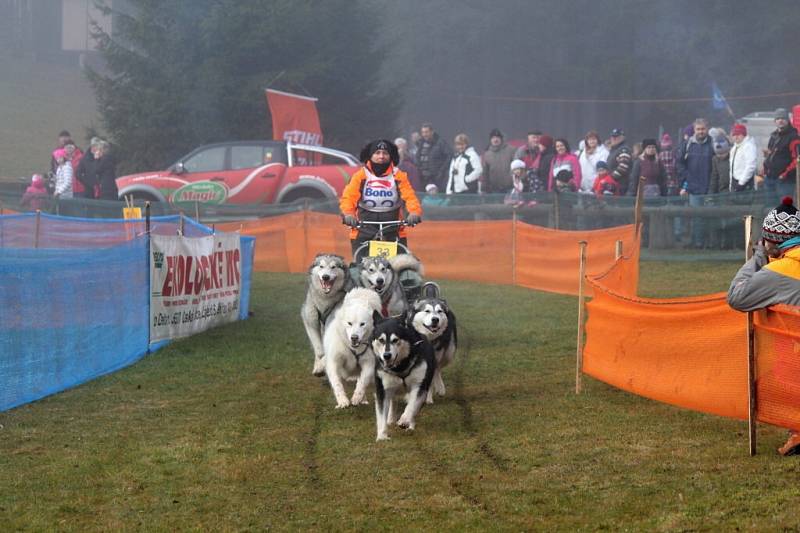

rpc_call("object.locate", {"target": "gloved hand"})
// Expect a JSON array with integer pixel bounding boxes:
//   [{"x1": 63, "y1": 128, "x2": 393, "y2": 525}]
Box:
[
  {"x1": 343, "y1": 214, "x2": 358, "y2": 227},
  {"x1": 406, "y1": 213, "x2": 422, "y2": 227}
]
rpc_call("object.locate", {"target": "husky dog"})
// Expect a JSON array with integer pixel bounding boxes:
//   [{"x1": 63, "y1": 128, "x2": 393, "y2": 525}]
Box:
[
  {"x1": 371, "y1": 315, "x2": 436, "y2": 441},
  {"x1": 323, "y1": 288, "x2": 382, "y2": 408},
  {"x1": 409, "y1": 286, "x2": 457, "y2": 404},
  {"x1": 358, "y1": 254, "x2": 423, "y2": 317},
  {"x1": 301, "y1": 254, "x2": 350, "y2": 376}
]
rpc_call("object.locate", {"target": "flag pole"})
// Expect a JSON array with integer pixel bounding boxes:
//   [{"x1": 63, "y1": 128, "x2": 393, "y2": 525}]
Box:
[{"x1": 576, "y1": 241, "x2": 588, "y2": 394}]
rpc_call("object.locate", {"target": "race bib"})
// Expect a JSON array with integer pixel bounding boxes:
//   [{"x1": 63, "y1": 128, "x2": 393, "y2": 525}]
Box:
[{"x1": 369, "y1": 240, "x2": 398, "y2": 258}]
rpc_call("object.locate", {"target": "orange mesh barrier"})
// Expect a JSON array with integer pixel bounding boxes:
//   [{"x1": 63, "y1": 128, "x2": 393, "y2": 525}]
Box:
[
  {"x1": 754, "y1": 306, "x2": 800, "y2": 431},
  {"x1": 220, "y1": 211, "x2": 638, "y2": 296},
  {"x1": 584, "y1": 267, "x2": 749, "y2": 420},
  {"x1": 516, "y1": 224, "x2": 639, "y2": 297}
]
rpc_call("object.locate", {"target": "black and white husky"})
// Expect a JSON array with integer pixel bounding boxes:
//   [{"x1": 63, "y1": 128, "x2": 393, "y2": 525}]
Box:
[
  {"x1": 371, "y1": 315, "x2": 436, "y2": 441},
  {"x1": 357, "y1": 254, "x2": 423, "y2": 317},
  {"x1": 409, "y1": 284, "x2": 457, "y2": 404},
  {"x1": 301, "y1": 254, "x2": 350, "y2": 376}
]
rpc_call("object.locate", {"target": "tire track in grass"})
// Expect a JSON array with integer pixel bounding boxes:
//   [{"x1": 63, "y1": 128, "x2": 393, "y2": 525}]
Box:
[
  {"x1": 452, "y1": 328, "x2": 511, "y2": 472},
  {"x1": 302, "y1": 387, "x2": 325, "y2": 489}
]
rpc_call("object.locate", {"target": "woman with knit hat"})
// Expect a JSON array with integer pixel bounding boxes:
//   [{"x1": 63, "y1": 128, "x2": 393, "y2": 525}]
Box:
[
  {"x1": 340, "y1": 139, "x2": 422, "y2": 260},
  {"x1": 658, "y1": 133, "x2": 679, "y2": 196},
  {"x1": 627, "y1": 138, "x2": 666, "y2": 197},
  {"x1": 728, "y1": 196, "x2": 800, "y2": 455}
]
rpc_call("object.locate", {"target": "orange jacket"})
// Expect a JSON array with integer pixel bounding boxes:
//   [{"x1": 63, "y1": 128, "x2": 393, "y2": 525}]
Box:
[{"x1": 340, "y1": 165, "x2": 422, "y2": 238}]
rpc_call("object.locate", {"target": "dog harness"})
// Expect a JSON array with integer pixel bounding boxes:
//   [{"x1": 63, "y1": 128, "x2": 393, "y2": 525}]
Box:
[
  {"x1": 380, "y1": 340, "x2": 425, "y2": 387},
  {"x1": 349, "y1": 343, "x2": 370, "y2": 360}
]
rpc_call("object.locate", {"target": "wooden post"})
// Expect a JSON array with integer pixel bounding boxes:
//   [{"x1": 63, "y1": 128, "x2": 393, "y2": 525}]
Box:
[
  {"x1": 179, "y1": 212, "x2": 185, "y2": 236},
  {"x1": 576, "y1": 240, "x2": 588, "y2": 394},
  {"x1": 511, "y1": 208, "x2": 518, "y2": 285},
  {"x1": 145, "y1": 201, "x2": 151, "y2": 235},
  {"x1": 744, "y1": 215, "x2": 757, "y2": 456},
  {"x1": 34, "y1": 209, "x2": 41, "y2": 248},
  {"x1": 615, "y1": 239, "x2": 623, "y2": 261},
  {"x1": 553, "y1": 188, "x2": 561, "y2": 230},
  {"x1": 634, "y1": 176, "x2": 646, "y2": 237}
]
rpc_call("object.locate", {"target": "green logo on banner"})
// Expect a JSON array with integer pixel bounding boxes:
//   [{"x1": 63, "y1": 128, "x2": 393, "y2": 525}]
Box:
[{"x1": 172, "y1": 181, "x2": 228, "y2": 205}]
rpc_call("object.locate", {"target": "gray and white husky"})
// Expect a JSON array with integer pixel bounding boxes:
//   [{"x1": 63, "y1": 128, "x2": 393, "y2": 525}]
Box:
[
  {"x1": 301, "y1": 254, "x2": 350, "y2": 376},
  {"x1": 371, "y1": 314, "x2": 436, "y2": 441},
  {"x1": 357, "y1": 254, "x2": 423, "y2": 317},
  {"x1": 409, "y1": 284, "x2": 457, "y2": 404}
]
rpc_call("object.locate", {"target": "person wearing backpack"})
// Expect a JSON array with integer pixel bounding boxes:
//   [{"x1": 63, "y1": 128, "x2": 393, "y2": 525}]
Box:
[{"x1": 446, "y1": 133, "x2": 482, "y2": 194}]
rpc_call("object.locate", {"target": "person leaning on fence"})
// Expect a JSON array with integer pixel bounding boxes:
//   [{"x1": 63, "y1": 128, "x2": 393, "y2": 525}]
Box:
[
  {"x1": 340, "y1": 139, "x2": 423, "y2": 259},
  {"x1": 627, "y1": 138, "x2": 666, "y2": 197},
  {"x1": 446, "y1": 133, "x2": 482, "y2": 194},
  {"x1": 727, "y1": 196, "x2": 800, "y2": 456},
  {"x1": 592, "y1": 161, "x2": 621, "y2": 198}
]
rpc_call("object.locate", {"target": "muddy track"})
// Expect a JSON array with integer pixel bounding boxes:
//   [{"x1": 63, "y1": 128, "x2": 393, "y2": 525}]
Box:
[
  {"x1": 302, "y1": 390, "x2": 325, "y2": 488},
  {"x1": 452, "y1": 327, "x2": 511, "y2": 472}
]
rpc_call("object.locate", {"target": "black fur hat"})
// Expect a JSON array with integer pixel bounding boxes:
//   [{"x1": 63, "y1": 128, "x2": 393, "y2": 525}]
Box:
[{"x1": 359, "y1": 139, "x2": 399, "y2": 165}]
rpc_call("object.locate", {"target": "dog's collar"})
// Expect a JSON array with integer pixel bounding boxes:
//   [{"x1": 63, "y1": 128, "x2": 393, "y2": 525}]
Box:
[{"x1": 349, "y1": 343, "x2": 369, "y2": 360}]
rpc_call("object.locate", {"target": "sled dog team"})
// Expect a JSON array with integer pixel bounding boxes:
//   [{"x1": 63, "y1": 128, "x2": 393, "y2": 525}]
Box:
[{"x1": 301, "y1": 253, "x2": 457, "y2": 441}]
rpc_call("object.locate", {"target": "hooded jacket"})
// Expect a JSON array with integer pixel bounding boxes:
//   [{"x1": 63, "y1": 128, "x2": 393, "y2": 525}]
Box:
[
  {"x1": 340, "y1": 163, "x2": 422, "y2": 239},
  {"x1": 728, "y1": 245, "x2": 800, "y2": 311},
  {"x1": 482, "y1": 142, "x2": 517, "y2": 193},
  {"x1": 765, "y1": 125, "x2": 800, "y2": 180}
]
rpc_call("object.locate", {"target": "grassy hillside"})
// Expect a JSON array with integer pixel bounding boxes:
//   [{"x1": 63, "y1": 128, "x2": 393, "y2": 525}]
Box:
[
  {"x1": 5, "y1": 260, "x2": 797, "y2": 531},
  {"x1": 0, "y1": 53, "x2": 98, "y2": 179}
]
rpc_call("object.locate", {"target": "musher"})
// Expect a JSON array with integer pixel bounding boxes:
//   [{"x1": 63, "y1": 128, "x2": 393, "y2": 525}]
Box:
[{"x1": 340, "y1": 139, "x2": 423, "y2": 261}]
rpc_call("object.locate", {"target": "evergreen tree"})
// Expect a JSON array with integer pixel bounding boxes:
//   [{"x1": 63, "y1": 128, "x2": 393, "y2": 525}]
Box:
[{"x1": 88, "y1": 0, "x2": 400, "y2": 172}]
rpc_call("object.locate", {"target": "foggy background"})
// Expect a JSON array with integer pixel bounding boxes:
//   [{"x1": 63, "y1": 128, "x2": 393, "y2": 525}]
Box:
[{"x1": 2, "y1": 0, "x2": 800, "y2": 172}]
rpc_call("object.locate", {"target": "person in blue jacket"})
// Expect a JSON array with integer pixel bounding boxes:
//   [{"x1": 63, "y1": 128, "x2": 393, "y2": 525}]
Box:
[{"x1": 676, "y1": 118, "x2": 714, "y2": 248}]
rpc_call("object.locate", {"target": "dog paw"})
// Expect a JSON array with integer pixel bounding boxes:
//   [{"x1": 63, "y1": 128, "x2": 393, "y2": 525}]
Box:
[
  {"x1": 425, "y1": 395, "x2": 434, "y2": 405},
  {"x1": 312, "y1": 358, "x2": 325, "y2": 377},
  {"x1": 376, "y1": 434, "x2": 391, "y2": 442},
  {"x1": 351, "y1": 392, "x2": 365, "y2": 405},
  {"x1": 335, "y1": 399, "x2": 351, "y2": 409},
  {"x1": 397, "y1": 417, "x2": 415, "y2": 430}
]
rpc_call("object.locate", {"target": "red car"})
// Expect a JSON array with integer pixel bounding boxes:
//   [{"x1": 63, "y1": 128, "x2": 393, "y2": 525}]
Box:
[{"x1": 116, "y1": 141, "x2": 360, "y2": 204}]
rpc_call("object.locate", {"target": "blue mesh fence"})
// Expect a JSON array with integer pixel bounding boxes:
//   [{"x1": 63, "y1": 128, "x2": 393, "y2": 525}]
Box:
[{"x1": 0, "y1": 213, "x2": 254, "y2": 412}]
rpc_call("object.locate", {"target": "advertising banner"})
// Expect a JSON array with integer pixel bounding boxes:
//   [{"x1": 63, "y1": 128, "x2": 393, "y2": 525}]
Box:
[
  {"x1": 265, "y1": 88, "x2": 323, "y2": 146},
  {"x1": 150, "y1": 233, "x2": 241, "y2": 342}
]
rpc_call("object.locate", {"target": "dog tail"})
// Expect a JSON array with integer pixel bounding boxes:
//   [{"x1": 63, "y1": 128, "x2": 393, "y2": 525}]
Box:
[{"x1": 388, "y1": 254, "x2": 424, "y2": 276}]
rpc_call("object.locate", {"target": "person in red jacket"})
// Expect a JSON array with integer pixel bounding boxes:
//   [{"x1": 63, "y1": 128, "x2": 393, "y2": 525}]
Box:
[
  {"x1": 340, "y1": 139, "x2": 423, "y2": 260},
  {"x1": 592, "y1": 161, "x2": 622, "y2": 197}
]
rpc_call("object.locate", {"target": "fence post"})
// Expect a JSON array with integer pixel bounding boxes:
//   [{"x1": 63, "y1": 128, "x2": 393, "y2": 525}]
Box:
[
  {"x1": 179, "y1": 212, "x2": 185, "y2": 236},
  {"x1": 615, "y1": 239, "x2": 623, "y2": 261},
  {"x1": 744, "y1": 215, "x2": 757, "y2": 456},
  {"x1": 34, "y1": 209, "x2": 41, "y2": 248},
  {"x1": 553, "y1": 188, "x2": 561, "y2": 230},
  {"x1": 195, "y1": 200, "x2": 200, "y2": 225},
  {"x1": 0, "y1": 199, "x2": 4, "y2": 215},
  {"x1": 512, "y1": 207, "x2": 518, "y2": 285},
  {"x1": 634, "y1": 176, "x2": 646, "y2": 237},
  {"x1": 576, "y1": 240, "x2": 588, "y2": 394}
]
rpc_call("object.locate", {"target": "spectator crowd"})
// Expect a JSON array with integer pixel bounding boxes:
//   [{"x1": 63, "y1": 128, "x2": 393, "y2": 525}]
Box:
[{"x1": 20, "y1": 130, "x2": 118, "y2": 210}]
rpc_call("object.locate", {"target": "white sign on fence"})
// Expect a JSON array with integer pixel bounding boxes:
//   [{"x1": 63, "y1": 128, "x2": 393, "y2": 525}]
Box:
[{"x1": 150, "y1": 233, "x2": 241, "y2": 342}]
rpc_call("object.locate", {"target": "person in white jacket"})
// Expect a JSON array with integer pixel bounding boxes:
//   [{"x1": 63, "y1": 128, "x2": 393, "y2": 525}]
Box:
[
  {"x1": 53, "y1": 148, "x2": 73, "y2": 199},
  {"x1": 577, "y1": 131, "x2": 610, "y2": 193},
  {"x1": 729, "y1": 123, "x2": 758, "y2": 192},
  {"x1": 446, "y1": 133, "x2": 482, "y2": 194}
]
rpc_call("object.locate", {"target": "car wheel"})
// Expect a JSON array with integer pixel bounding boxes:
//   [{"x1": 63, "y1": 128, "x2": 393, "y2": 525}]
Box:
[{"x1": 280, "y1": 189, "x2": 327, "y2": 204}]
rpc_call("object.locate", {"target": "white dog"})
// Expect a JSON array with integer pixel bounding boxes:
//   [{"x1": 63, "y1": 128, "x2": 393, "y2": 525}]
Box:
[
  {"x1": 323, "y1": 288, "x2": 382, "y2": 408},
  {"x1": 301, "y1": 254, "x2": 349, "y2": 376}
]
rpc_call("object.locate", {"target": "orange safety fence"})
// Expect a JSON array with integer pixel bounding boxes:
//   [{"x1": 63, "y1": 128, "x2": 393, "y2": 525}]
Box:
[
  {"x1": 584, "y1": 254, "x2": 800, "y2": 432},
  {"x1": 754, "y1": 306, "x2": 800, "y2": 431},
  {"x1": 219, "y1": 210, "x2": 640, "y2": 297}
]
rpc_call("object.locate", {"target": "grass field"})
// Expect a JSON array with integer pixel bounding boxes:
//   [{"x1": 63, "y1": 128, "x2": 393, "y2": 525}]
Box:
[
  {"x1": 0, "y1": 53, "x2": 98, "y2": 179},
  {"x1": 3, "y1": 260, "x2": 799, "y2": 531}
]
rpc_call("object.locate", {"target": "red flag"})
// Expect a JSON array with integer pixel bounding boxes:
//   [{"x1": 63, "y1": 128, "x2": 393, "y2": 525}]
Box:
[{"x1": 265, "y1": 89, "x2": 323, "y2": 146}]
